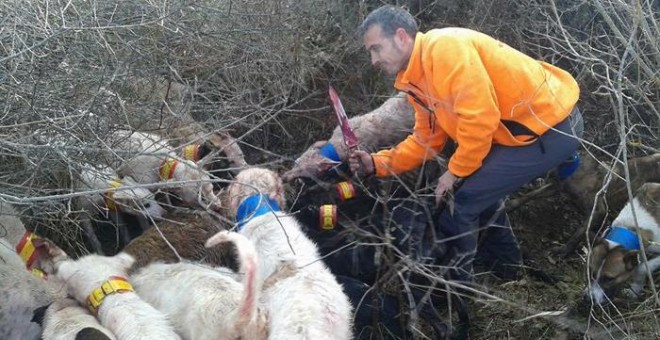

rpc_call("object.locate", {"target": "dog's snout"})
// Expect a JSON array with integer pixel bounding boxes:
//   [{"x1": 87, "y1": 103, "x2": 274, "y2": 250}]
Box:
[{"x1": 583, "y1": 281, "x2": 609, "y2": 306}]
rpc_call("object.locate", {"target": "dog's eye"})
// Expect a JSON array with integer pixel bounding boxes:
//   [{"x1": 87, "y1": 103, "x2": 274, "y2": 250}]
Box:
[{"x1": 144, "y1": 202, "x2": 151, "y2": 209}]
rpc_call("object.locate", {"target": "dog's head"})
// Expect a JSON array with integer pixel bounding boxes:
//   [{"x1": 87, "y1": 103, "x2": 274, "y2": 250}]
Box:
[
  {"x1": 33, "y1": 238, "x2": 135, "y2": 303},
  {"x1": 281, "y1": 141, "x2": 341, "y2": 182},
  {"x1": 585, "y1": 237, "x2": 640, "y2": 304},
  {"x1": 167, "y1": 159, "x2": 223, "y2": 212},
  {"x1": 227, "y1": 167, "x2": 285, "y2": 218},
  {"x1": 114, "y1": 176, "x2": 166, "y2": 219},
  {"x1": 204, "y1": 131, "x2": 248, "y2": 171}
]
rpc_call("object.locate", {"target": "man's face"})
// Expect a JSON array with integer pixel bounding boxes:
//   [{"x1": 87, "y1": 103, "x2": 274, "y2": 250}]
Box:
[{"x1": 363, "y1": 24, "x2": 409, "y2": 76}]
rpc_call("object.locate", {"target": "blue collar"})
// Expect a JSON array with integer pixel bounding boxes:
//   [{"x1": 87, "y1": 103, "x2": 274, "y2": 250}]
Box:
[
  {"x1": 604, "y1": 226, "x2": 641, "y2": 250},
  {"x1": 235, "y1": 194, "x2": 280, "y2": 230},
  {"x1": 319, "y1": 143, "x2": 341, "y2": 162}
]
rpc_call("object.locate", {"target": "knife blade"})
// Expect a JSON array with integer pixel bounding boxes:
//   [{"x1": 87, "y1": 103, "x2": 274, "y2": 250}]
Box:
[{"x1": 328, "y1": 85, "x2": 359, "y2": 151}]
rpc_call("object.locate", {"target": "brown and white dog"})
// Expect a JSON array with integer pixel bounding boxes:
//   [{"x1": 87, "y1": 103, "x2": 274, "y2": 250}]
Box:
[
  {"x1": 585, "y1": 182, "x2": 660, "y2": 304},
  {"x1": 208, "y1": 167, "x2": 353, "y2": 340}
]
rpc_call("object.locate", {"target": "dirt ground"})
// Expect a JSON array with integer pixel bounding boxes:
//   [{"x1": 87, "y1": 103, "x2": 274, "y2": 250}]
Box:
[{"x1": 465, "y1": 183, "x2": 660, "y2": 340}]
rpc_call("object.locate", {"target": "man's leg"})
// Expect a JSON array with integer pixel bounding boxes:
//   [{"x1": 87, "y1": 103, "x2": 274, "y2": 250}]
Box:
[
  {"x1": 474, "y1": 201, "x2": 522, "y2": 280},
  {"x1": 438, "y1": 114, "x2": 581, "y2": 283}
]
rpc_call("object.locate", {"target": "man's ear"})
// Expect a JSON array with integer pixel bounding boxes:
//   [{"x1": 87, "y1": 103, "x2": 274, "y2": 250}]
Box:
[{"x1": 394, "y1": 27, "x2": 411, "y2": 44}]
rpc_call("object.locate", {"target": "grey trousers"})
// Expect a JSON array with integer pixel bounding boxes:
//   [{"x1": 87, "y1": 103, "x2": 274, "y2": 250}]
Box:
[{"x1": 439, "y1": 107, "x2": 583, "y2": 282}]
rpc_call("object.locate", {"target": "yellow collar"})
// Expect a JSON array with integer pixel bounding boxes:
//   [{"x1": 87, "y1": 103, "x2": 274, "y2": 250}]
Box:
[
  {"x1": 16, "y1": 230, "x2": 41, "y2": 267},
  {"x1": 103, "y1": 179, "x2": 122, "y2": 211},
  {"x1": 182, "y1": 144, "x2": 201, "y2": 161},
  {"x1": 15, "y1": 231, "x2": 48, "y2": 279},
  {"x1": 87, "y1": 276, "x2": 134, "y2": 314},
  {"x1": 159, "y1": 158, "x2": 179, "y2": 180}
]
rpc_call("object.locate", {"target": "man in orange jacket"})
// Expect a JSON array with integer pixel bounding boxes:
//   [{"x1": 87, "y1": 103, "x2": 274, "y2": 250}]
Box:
[{"x1": 350, "y1": 5, "x2": 583, "y2": 283}]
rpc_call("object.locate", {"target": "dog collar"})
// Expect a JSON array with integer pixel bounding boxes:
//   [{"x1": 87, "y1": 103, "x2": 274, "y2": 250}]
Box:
[
  {"x1": 319, "y1": 143, "x2": 341, "y2": 162},
  {"x1": 103, "y1": 179, "x2": 122, "y2": 211},
  {"x1": 15, "y1": 230, "x2": 41, "y2": 269},
  {"x1": 87, "y1": 276, "x2": 134, "y2": 314},
  {"x1": 557, "y1": 151, "x2": 581, "y2": 180},
  {"x1": 182, "y1": 144, "x2": 201, "y2": 162},
  {"x1": 604, "y1": 226, "x2": 641, "y2": 250},
  {"x1": 14, "y1": 231, "x2": 48, "y2": 279},
  {"x1": 236, "y1": 194, "x2": 280, "y2": 230},
  {"x1": 159, "y1": 158, "x2": 179, "y2": 180}
]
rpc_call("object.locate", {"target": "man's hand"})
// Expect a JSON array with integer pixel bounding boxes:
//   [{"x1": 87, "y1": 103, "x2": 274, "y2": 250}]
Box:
[
  {"x1": 349, "y1": 150, "x2": 375, "y2": 176},
  {"x1": 435, "y1": 170, "x2": 459, "y2": 206}
]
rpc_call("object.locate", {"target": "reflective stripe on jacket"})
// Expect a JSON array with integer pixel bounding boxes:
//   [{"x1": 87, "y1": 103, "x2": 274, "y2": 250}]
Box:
[{"x1": 372, "y1": 28, "x2": 580, "y2": 178}]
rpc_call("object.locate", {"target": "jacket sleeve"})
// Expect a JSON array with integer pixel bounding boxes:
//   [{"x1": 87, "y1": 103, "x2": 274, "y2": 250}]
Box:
[
  {"x1": 372, "y1": 98, "x2": 447, "y2": 177},
  {"x1": 431, "y1": 38, "x2": 501, "y2": 177}
]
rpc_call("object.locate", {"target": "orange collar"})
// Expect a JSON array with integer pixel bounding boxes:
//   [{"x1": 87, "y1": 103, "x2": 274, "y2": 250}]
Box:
[
  {"x1": 87, "y1": 276, "x2": 134, "y2": 314},
  {"x1": 159, "y1": 158, "x2": 179, "y2": 180},
  {"x1": 394, "y1": 31, "x2": 425, "y2": 89},
  {"x1": 181, "y1": 144, "x2": 201, "y2": 162}
]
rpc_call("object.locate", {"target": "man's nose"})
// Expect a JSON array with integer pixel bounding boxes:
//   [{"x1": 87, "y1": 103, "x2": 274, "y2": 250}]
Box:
[{"x1": 370, "y1": 54, "x2": 380, "y2": 67}]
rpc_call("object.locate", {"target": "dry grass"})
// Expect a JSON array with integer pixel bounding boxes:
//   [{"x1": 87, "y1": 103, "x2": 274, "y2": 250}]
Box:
[{"x1": 0, "y1": 0, "x2": 657, "y2": 339}]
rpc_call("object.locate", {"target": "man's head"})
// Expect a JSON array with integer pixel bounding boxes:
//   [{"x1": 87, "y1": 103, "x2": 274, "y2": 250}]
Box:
[{"x1": 358, "y1": 5, "x2": 417, "y2": 76}]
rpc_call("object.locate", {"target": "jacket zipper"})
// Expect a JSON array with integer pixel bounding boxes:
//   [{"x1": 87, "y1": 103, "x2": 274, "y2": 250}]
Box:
[{"x1": 402, "y1": 84, "x2": 436, "y2": 133}]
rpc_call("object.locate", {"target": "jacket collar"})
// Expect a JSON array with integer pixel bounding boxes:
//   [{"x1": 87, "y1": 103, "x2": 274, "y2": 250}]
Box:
[{"x1": 394, "y1": 32, "x2": 426, "y2": 90}]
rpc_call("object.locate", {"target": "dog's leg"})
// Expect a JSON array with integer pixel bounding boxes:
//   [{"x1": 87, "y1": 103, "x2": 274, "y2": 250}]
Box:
[
  {"x1": 558, "y1": 208, "x2": 605, "y2": 257},
  {"x1": 80, "y1": 215, "x2": 104, "y2": 255},
  {"x1": 109, "y1": 212, "x2": 132, "y2": 249},
  {"x1": 625, "y1": 255, "x2": 660, "y2": 298}
]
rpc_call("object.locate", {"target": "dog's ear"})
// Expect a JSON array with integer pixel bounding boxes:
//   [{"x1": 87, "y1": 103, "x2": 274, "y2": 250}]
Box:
[
  {"x1": 624, "y1": 251, "x2": 639, "y2": 271},
  {"x1": 318, "y1": 158, "x2": 338, "y2": 172},
  {"x1": 269, "y1": 173, "x2": 286, "y2": 209},
  {"x1": 114, "y1": 252, "x2": 136, "y2": 271},
  {"x1": 32, "y1": 238, "x2": 66, "y2": 261},
  {"x1": 32, "y1": 237, "x2": 69, "y2": 276}
]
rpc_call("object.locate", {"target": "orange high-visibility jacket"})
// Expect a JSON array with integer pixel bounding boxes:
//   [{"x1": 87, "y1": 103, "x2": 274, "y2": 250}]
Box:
[{"x1": 372, "y1": 28, "x2": 580, "y2": 178}]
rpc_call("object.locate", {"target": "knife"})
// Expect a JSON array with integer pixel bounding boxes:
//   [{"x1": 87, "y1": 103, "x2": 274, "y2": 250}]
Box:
[{"x1": 328, "y1": 85, "x2": 359, "y2": 151}]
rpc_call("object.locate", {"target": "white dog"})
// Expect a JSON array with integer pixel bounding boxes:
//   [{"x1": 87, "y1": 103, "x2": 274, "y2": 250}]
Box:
[
  {"x1": 33, "y1": 238, "x2": 182, "y2": 340},
  {"x1": 118, "y1": 153, "x2": 222, "y2": 212},
  {"x1": 77, "y1": 164, "x2": 166, "y2": 253},
  {"x1": 36, "y1": 297, "x2": 117, "y2": 340},
  {"x1": 132, "y1": 231, "x2": 267, "y2": 340},
  {"x1": 282, "y1": 93, "x2": 413, "y2": 182},
  {"x1": 207, "y1": 167, "x2": 353, "y2": 340},
  {"x1": 0, "y1": 260, "x2": 66, "y2": 340}
]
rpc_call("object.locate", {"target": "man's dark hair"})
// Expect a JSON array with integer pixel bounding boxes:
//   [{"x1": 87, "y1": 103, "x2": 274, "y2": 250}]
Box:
[{"x1": 357, "y1": 5, "x2": 418, "y2": 39}]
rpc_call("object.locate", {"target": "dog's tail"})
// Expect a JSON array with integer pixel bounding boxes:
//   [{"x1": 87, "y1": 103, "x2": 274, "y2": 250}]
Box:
[{"x1": 206, "y1": 231, "x2": 260, "y2": 330}]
